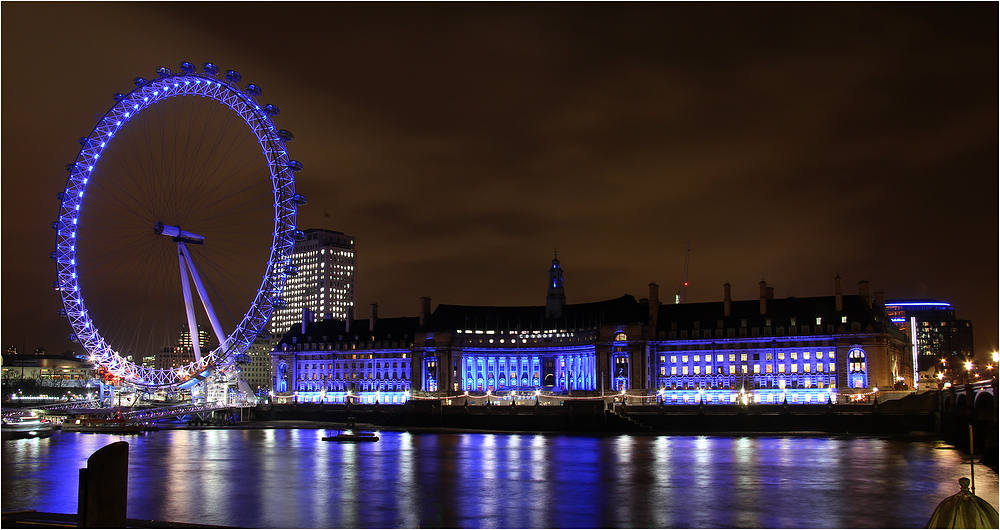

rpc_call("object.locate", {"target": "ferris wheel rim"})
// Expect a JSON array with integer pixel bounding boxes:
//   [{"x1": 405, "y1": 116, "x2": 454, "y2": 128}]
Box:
[{"x1": 53, "y1": 63, "x2": 299, "y2": 390}]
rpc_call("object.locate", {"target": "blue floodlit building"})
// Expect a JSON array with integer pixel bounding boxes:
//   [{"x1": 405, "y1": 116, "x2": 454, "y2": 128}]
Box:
[{"x1": 271, "y1": 259, "x2": 912, "y2": 405}]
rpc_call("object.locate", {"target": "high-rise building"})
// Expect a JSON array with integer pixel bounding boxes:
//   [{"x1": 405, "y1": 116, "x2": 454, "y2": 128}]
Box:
[
  {"x1": 258, "y1": 229, "x2": 355, "y2": 395},
  {"x1": 885, "y1": 300, "x2": 974, "y2": 376},
  {"x1": 270, "y1": 229, "x2": 356, "y2": 336},
  {"x1": 155, "y1": 324, "x2": 213, "y2": 371}
]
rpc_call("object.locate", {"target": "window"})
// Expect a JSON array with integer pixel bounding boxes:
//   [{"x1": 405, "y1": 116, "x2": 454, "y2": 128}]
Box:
[
  {"x1": 753, "y1": 365, "x2": 760, "y2": 374},
  {"x1": 729, "y1": 354, "x2": 736, "y2": 362},
  {"x1": 671, "y1": 367, "x2": 677, "y2": 375},
  {"x1": 741, "y1": 365, "x2": 748, "y2": 374},
  {"x1": 765, "y1": 353, "x2": 772, "y2": 361},
  {"x1": 791, "y1": 352, "x2": 798, "y2": 360},
  {"x1": 841, "y1": 316, "x2": 847, "y2": 324},
  {"x1": 740, "y1": 353, "x2": 748, "y2": 362},
  {"x1": 670, "y1": 356, "x2": 676, "y2": 363},
  {"x1": 660, "y1": 367, "x2": 666, "y2": 376},
  {"x1": 694, "y1": 366, "x2": 701, "y2": 375},
  {"x1": 816, "y1": 317, "x2": 822, "y2": 325},
  {"x1": 682, "y1": 355, "x2": 688, "y2": 363},
  {"x1": 804, "y1": 352, "x2": 811, "y2": 360},
  {"x1": 766, "y1": 365, "x2": 773, "y2": 374},
  {"x1": 791, "y1": 365, "x2": 798, "y2": 373},
  {"x1": 779, "y1": 365, "x2": 785, "y2": 374},
  {"x1": 682, "y1": 366, "x2": 689, "y2": 375},
  {"x1": 717, "y1": 354, "x2": 723, "y2": 362},
  {"x1": 694, "y1": 355, "x2": 701, "y2": 362},
  {"x1": 729, "y1": 365, "x2": 736, "y2": 375}
]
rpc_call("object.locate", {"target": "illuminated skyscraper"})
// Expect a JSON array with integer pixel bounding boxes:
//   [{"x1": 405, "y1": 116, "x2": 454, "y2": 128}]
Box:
[
  {"x1": 269, "y1": 229, "x2": 356, "y2": 336},
  {"x1": 885, "y1": 299, "x2": 973, "y2": 374}
]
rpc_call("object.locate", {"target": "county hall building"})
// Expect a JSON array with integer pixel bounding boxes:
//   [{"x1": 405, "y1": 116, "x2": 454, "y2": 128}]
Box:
[{"x1": 271, "y1": 256, "x2": 913, "y2": 405}]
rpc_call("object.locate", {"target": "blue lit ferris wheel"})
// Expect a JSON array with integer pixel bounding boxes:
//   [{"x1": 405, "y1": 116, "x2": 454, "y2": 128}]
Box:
[{"x1": 53, "y1": 62, "x2": 306, "y2": 391}]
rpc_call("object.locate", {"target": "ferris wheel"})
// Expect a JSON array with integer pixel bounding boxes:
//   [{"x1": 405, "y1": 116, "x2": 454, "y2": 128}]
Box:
[{"x1": 52, "y1": 62, "x2": 306, "y2": 391}]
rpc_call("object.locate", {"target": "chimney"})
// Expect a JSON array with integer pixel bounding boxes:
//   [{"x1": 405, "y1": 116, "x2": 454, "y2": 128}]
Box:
[
  {"x1": 874, "y1": 290, "x2": 885, "y2": 308},
  {"x1": 835, "y1": 275, "x2": 843, "y2": 312},
  {"x1": 759, "y1": 280, "x2": 768, "y2": 315},
  {"x1": 301, "y1": 307, "x2": 312, "y2": 334},
  {"x1": 766, "y1": 286, "x2": 774, "y2": 300},
  {"x1": 345, "y1": 305, "x2": 354, "y2": 333},
  {"x1": 858, "y1": 280, "x2": 871, "y2": 307},
  {"x1": 419, "y1": 297, "x2": 431, "y2": 329},
  {"x1": 648, "y1": 282, "x2": 661, "y2": 326},
  {"x1": 370, "y1": 303, "x2": 378, "y2": 332},
  {"x1": 723, "y1": 282, "x2": 732, "y2": 317}
]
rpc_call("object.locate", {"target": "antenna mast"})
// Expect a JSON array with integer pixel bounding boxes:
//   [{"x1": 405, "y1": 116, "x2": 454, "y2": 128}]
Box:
[{"x1": 676, "y1": 241, "x2": 691, "y2": 304}]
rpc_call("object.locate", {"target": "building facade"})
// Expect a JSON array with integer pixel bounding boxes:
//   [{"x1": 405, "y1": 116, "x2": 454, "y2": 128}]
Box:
[
  {"x1": 269, "y1": 229, "x2": 356, "y2": 336},
  {"x1": 272, "y1": 260, "x2": 913, "y2": 405}
]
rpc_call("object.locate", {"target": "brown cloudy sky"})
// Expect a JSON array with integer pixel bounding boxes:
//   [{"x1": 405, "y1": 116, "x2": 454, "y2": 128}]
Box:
[{"x1": 2, "y1": 3, "x2": 997, "y2": 361}]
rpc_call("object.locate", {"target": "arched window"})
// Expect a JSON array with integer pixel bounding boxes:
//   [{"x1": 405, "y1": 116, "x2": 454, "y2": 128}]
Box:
[
  {"x1": 614, "y1": 332, "x2": 627, "y2": 342},
  {"x1": 848, "y1": 347, "x2": 868, "y2": 388}
]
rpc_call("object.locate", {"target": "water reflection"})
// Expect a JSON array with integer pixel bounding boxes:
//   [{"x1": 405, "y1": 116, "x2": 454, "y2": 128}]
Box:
[{"x1": 3, "y1": 431, "x2": 997, "y2": 528}]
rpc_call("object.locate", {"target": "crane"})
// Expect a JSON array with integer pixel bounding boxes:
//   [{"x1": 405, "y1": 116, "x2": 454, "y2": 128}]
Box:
[{"x1": 675, "y1": 241, "x2": 691, "y2": 304}]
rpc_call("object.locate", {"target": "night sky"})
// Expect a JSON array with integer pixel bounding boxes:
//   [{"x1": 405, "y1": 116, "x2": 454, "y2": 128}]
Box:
[{"x1": 2, "y1": 3, "x2": 997, "y2": 362}]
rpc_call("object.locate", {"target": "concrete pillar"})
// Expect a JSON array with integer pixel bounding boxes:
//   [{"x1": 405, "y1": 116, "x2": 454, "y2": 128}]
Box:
[{"x1": 78, "y1": 442, "x2": 128, "y2": 528}]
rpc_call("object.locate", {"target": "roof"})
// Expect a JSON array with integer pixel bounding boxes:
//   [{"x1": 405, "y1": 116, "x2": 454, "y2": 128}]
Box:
[
  {"x1": 656, "y1": 294, "x2": 899, "y2": 336},
  {"x1": 425, "y1": 294, "x2": 647, "y2": 331},
  {"x1": 277, "y1": 316, "x2": 420, "y2": 345}
]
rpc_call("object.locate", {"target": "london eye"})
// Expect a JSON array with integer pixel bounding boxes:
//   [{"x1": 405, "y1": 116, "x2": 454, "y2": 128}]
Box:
[{"x1": 52, "y1": 62, "x2": 305, "y2": 394}]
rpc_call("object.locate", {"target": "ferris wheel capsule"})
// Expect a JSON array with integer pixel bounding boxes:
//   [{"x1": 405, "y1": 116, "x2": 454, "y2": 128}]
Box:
[
  {"x1": 157, "y1": 67, "x2": 172, "y2": 77},
  {"x1": 179, "y1": 61, "x2": 197, "y2": 73},
  {"x1": 202, "y1": 62, "x2": 219, "y2": 74}
]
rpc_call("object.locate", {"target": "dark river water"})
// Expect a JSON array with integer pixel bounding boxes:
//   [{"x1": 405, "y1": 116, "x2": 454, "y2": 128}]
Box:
[{"x1": 3, "y1": 428, "x2": 997, "y2": 528}]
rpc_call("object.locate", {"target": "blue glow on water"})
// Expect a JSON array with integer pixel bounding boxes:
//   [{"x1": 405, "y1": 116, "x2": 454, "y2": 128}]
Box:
[{"x1": 2, "y1": 431, "x2": 995, "y2": 528}]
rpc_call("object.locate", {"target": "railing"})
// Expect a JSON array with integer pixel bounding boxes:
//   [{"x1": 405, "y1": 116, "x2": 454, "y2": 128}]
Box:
[{"x1": 122, "y1": 401, "x2": 237, "y2": 421}]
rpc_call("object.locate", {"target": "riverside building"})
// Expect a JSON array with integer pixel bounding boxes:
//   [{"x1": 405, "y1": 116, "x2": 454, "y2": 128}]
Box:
[{"x1": 271, "y1": 258, "x2": 913, "y2": 405}]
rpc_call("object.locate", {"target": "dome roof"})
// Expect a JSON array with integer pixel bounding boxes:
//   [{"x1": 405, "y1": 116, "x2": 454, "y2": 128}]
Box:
[{"x1": 926, "y1": 478, "x2": 999, "y2": 528}]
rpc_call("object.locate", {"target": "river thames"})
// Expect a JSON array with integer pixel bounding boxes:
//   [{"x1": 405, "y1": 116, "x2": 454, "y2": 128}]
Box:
[{"x1": 3, "y1": 428, "x2": 998, "y2": 528}]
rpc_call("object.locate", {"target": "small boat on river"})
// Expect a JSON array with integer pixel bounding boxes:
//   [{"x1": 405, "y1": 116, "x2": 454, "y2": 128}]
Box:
[
  {"x1": 323, "y1": 430, "x2": 379, "y2": 442},
  {"x1": 62, "y1": 414, "x2": 157, "y2": 435},
  {"x1": 322, "y1": 418, "x2": 379, "y2": 442},
  {"x1": 2, "y1": 414, "x2": 57, "y2": 440}
]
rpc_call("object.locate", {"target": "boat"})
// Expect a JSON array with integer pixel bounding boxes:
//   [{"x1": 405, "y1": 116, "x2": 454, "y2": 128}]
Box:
[
  {"x1": 61, "y1": 414, "x2": 155, "y2": 435},
  {"x1": 322, "y1": 429, "x2": 379, "y2": 442},
  {"x1": 322, "y1": 418, "x2": 379, "y2": 442},
  {"x1": 2, "y1": 414, "x2": 57, "y2": 440}
]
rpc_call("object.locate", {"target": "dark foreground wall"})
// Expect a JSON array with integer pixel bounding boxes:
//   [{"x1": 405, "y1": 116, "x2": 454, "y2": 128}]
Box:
[{"x1": 253, "y1": 396, "x2": 936, "y2": 434}]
